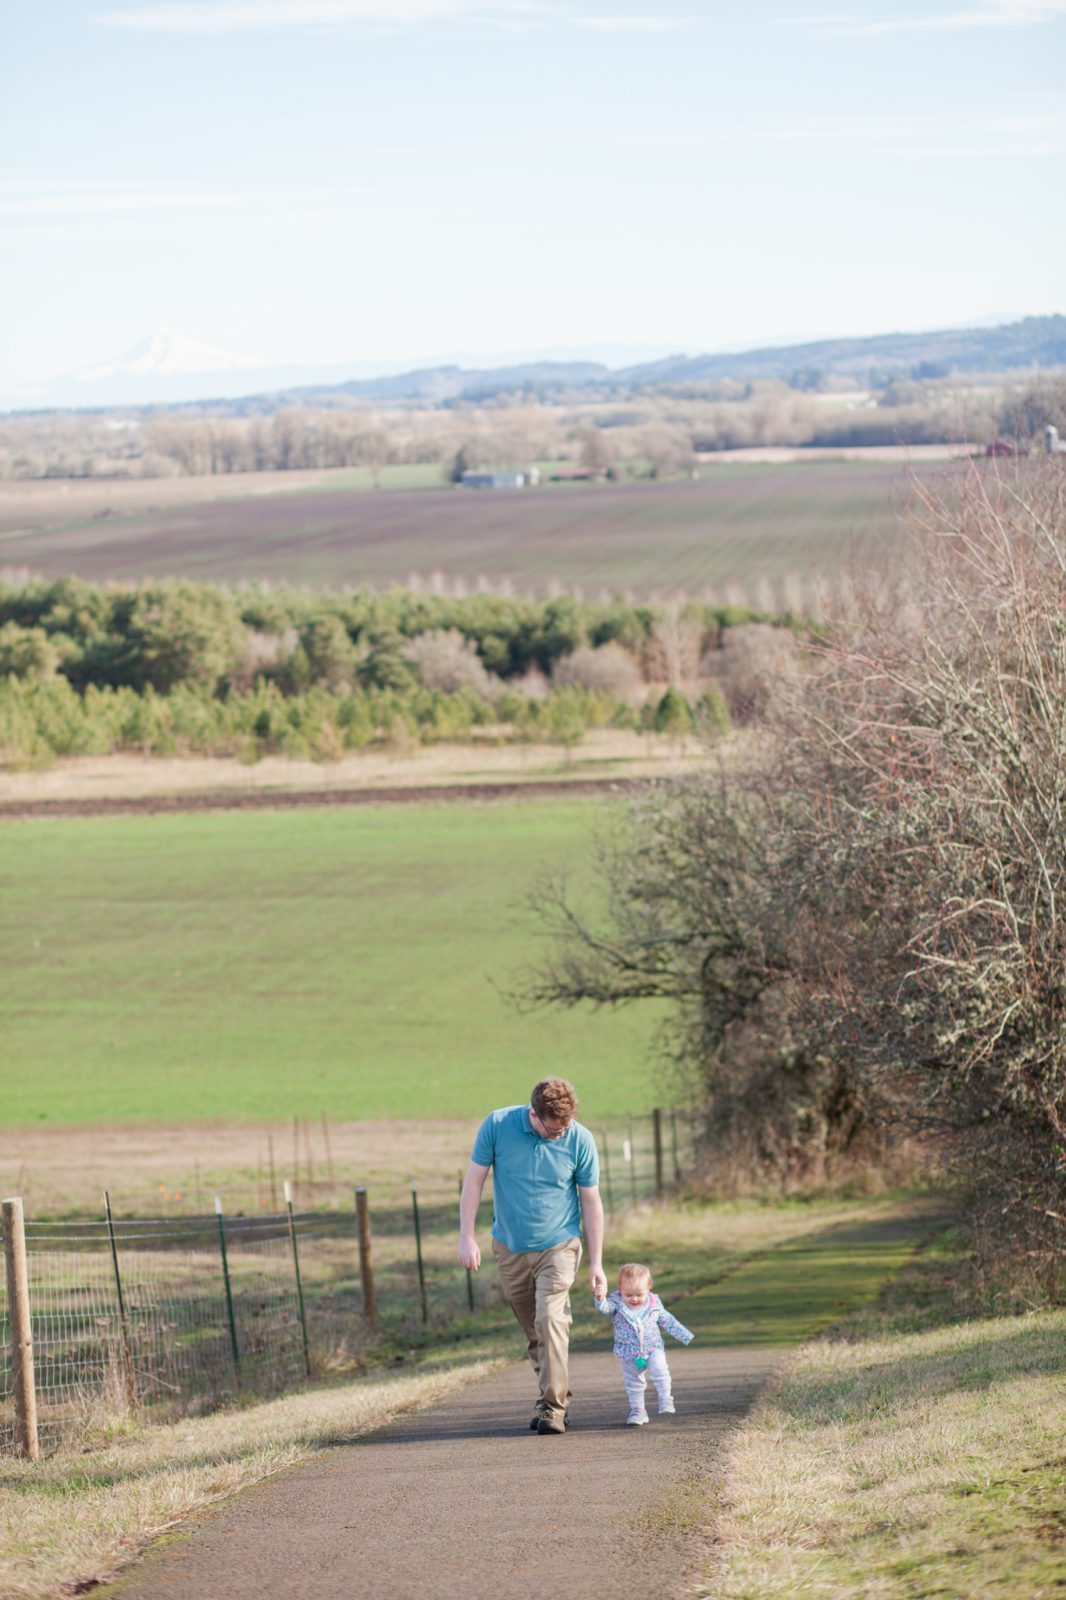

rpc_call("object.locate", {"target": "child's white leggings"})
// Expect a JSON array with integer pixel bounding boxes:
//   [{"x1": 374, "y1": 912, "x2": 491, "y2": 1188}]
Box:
[{"x1": 620, "y1": 1349, "x2": 672, "y2": 1411}]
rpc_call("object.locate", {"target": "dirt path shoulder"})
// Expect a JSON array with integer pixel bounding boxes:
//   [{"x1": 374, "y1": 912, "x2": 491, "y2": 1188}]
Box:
[{"x1": 0, "y1": 776, "x2": 645, "y2": 820}]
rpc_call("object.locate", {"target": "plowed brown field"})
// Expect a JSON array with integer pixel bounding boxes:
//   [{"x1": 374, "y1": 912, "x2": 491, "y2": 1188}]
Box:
[{"x1": 0, "y1": 460, "x2": 944, "y2": 597}]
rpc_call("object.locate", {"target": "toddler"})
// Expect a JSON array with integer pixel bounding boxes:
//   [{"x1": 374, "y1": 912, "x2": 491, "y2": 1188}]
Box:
[{"x1": 594, "y1": 1261, "x2": 693, "y2": 1425}]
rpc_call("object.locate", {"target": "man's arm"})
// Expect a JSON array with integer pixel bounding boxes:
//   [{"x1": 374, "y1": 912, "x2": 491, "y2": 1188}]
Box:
[
  {"x1": 579, "y1": 1184, "x2": 606, "y2": 1299},
  {"x1": 458, "y1": 1160, "x2": 490, "y2": 1270}
]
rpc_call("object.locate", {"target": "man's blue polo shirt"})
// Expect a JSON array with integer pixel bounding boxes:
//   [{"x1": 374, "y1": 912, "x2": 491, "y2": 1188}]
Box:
[{"x1": 471, "y1": 1105, "x2": 600, "y2": 1254}]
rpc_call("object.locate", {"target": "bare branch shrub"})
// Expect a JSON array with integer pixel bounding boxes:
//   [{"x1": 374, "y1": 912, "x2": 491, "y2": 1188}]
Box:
[
  {"x1": 701, "y1": 622, "x2": 798, "y2": 722},
  {"x1": 404, "y1": 629, "x2": 498, "y2": 699},
  {"x1": 780, "y1": 461, "x2": 1066, "y2": 1287},
  {"x1": 551, "y1": 643, "x2": 644, "y2": 703},
  {"x1": 645, "y1": 601, "x2": 703, "y2": 687},
  {"x1": 228, "y1": 628, "x2": 292, "y2": 690},
  {"x1": 513, "y1": 664, "x2": 550, "y2": 700},
  {"x1": 527, "y1": 461, "x2": 1066, "y2": 1291}
]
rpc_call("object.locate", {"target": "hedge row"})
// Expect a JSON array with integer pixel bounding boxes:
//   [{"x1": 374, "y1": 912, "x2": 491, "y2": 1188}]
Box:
[{"x1": 0, "y1": 676, "x2": 724, "y2": 766}]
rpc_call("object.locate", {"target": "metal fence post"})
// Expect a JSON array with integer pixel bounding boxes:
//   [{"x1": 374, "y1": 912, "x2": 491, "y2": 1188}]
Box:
[
  {"x1": 600, "y1": 1128, "x2": 615, "y2": 1215},
  {"x1": 625, "y1": 1123, "x2": 638, "y2": 1207},
  {"x1": 214, "y1": 1196, "x2": 241, "y2": 1385},
  {"x1": 652, "y1": 1108, "x2": 664, "y2": 1198},
  {"x1": 411, "y1": 1184, "x2": 428, "y2": 1324},
  {"x1": 2, "y1": 1197, "x2": 39, "y2": 1461},
  {"x1": 284, "y1": 1182, "x2": 312, "y2": 1378},
  {"x1": 104, "y1": 1190, "x2": 137, "y2": 1409},
  {"x1": 355, "y1": 1187, "x2": 378, "y2": 1331}
]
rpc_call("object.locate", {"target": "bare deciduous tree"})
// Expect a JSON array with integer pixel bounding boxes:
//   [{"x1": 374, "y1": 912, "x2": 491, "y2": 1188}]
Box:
[
  {"x1": 404, "y1": 629, "x2": 498, "y2": 699},
  {"x1": 645, "y1": 600, "x2": 703, "y2": 688},
  {"x1": 551, "y1": 642, "x2": 643, "y2": 702}
]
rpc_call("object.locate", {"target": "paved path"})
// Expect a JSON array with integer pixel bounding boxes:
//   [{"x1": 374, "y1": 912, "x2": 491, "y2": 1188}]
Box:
[{"x1": 110, "y1": 1345, "x2": 783, "y2": 1600}]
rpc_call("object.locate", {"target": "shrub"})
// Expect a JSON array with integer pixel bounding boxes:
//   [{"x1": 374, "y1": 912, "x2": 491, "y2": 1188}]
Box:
[
  {"x1": 298, "y1": 616, "x2": 358, "y2": 692},
  {"x1": 695, "y1": 688, "x2": 731, "y2": 737},
  {"x1": 703, "y1": 622, "x2": 796, "y2": 723},
  {"x1": 653, "y1": 687, "x2": 693, "y2": 736},
  {"x1": 0, "y1": 622, "x2": 61, "y2": 681},
  {"x1": 404, "y1": 629, "x2": 498, "y2": 698},
  {"x1": 551, "y1": 643, "x2": 644, "y2": 703},
  {"x1": 116, "y1": 582, "x2": 244, "y2": 693}
]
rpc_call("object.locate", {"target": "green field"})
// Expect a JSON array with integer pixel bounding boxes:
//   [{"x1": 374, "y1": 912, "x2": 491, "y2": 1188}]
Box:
[{"x1": 0, "y1": 797, "x2": 662, "y2": 1127}]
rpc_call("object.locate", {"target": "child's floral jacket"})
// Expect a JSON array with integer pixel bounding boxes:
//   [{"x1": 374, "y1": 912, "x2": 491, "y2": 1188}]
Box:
[{"x1": 593, "y1": 1291, "x2": 694, "y2": 1360}]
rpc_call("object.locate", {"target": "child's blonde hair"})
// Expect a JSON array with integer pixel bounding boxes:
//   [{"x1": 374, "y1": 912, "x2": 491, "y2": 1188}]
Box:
[{"x1": 617, "y1": 1261, "x2": 653, "y2": 1289}]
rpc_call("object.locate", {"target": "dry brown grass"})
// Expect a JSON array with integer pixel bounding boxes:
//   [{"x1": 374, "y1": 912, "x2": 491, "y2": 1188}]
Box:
[
  {"x1": 0, "y1": 1118, "x2": 481, "y2": 1218},
  {"x1": 0, "y1": 729, "x2": 721, "y2": 805},
  {"x1": 0, "y1": 466, "x2": 355, "y2": 536}
]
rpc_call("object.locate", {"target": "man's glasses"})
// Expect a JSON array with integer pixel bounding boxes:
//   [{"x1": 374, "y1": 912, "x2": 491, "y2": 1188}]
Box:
[{"x1": 532, "y1": 1109, "x2": 572, "y2": 1138}]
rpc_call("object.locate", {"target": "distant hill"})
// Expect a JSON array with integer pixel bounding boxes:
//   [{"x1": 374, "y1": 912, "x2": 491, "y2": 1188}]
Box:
[
  {"x1": 285, "y1": 360, "x2": 610, "y2": 406},
  {"x1": 264, "y1": 315, "x2": 1066, "y2": 407},
  {"x1": 6, "y1": 316, "x2": 1063, "y2": 418},
  {"x1": 613, "y1": 315, "x2": 1066, "y2": 389}
]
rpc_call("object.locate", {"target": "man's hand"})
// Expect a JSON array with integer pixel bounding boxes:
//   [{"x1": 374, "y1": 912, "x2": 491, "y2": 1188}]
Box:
[
  {"x1": 589, "y1": 1263, "x2": 607, "y2": 1300},
  {"x1": 458, "y1": 1162, "x2": 489, "y2": 1272}
]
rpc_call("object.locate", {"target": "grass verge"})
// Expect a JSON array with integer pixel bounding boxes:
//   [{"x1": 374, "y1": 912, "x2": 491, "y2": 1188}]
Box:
[
  {"x1": 1, "y1": 1194, "x2": 930, "y2": 1600},
  {"x1": 701, "y1": 1235, "x2": 1066, "y2": 1600}
]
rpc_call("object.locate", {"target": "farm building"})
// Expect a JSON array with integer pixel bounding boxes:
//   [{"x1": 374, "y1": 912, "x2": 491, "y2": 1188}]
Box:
[{"x1": 460, "y1": 468, "x2": 540, "y2": 489}]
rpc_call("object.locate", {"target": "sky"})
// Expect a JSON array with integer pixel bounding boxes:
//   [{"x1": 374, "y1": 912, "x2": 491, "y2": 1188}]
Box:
[{"x1": 2, "y1": 0, "x2": 1063, "y2": 388}]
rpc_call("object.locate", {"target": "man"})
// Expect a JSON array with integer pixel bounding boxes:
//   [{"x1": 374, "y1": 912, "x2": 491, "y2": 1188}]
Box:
[{"x1": 458, "y1": 1077, "x2": 606, "y2": 1435}]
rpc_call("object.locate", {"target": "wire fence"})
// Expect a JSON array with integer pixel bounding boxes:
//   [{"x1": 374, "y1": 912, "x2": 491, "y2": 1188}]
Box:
[{"x1": 1, "y1": 1109, "x2": 699, "y2": 1456}]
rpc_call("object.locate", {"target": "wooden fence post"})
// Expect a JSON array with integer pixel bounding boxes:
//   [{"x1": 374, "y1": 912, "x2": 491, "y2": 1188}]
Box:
[
  {"x1": 2, "y1": 1197, "x2": 39, "y2": 1461},
  {"x1": 355, "y1": 1188, "x2": 378, "y2": 1331}
]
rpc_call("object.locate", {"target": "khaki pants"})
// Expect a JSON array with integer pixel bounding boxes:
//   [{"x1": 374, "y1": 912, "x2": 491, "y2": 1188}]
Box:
[{"x1": 492, "y1": 1236, "x2": 582, "y2": 1421}]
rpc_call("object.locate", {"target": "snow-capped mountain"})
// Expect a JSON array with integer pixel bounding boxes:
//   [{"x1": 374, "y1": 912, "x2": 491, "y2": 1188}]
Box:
[
  {"x1": 78, "y1": 328, "x2": 257, "y2": 381},
  {"x1": 2, "y1": 329, "x2": 337, "y2": 409}
]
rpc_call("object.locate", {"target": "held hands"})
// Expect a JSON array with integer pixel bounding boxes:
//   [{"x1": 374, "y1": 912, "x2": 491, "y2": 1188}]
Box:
[
  {"x1": 459, "y1": 1235, "x2": 481, "y2": 1272},
  {"x1": 589, "y1": 1263, "x2": 607, "y2": 1300}
]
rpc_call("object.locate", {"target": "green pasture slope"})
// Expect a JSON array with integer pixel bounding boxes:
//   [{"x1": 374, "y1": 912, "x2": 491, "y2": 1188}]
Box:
[{"x1": 0, "y1": 797, "x2": 662, "y2": 1128}]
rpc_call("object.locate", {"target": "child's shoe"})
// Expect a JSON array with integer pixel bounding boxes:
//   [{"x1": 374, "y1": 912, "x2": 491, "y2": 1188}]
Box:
[
  {"x1": 658, "y1": 1399, "x2": 676, "y2": 1415},
  {"x1": 626, "y1": 1409, "x2": 649, "y2": 1426}
]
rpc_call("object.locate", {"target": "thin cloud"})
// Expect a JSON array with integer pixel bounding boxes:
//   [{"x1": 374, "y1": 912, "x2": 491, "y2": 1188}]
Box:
[
  {"x1": 94, "y1": 0, "x2": 541, "y2": 32},
  {"x1": 747, "y1": 108, "x2": 1065, "y2": 151},
  {"x1": 809, "y1": 0, "x2": 1066, "y2": 35},
  {"x1": 571, "y1": 15, "x2": 686, "y2": 30}
]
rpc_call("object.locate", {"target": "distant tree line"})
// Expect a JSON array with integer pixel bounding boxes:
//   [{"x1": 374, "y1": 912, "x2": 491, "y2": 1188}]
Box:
[
  {"x1": 4, "y1": 375, "x2": 1063, "y2": 482},
  {"x1": 0, "y1": 580, "x2": 781, "y2": 764}
]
